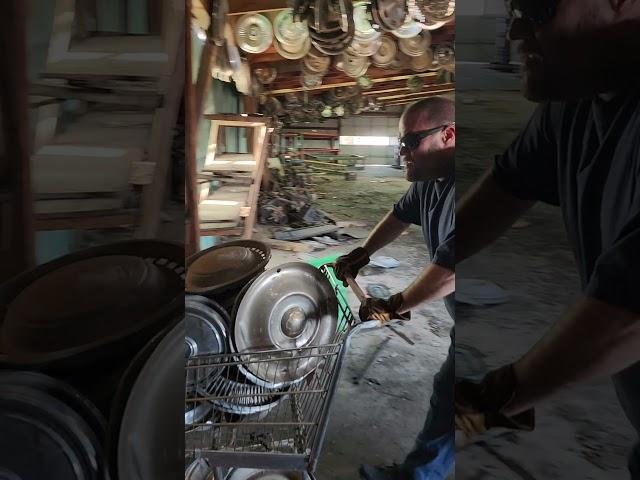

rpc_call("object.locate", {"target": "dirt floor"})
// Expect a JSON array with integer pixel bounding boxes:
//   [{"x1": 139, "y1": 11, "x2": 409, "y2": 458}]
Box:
[
  {"x1": 455, "y1": 90, "x2": 635, "y2": 480},
  {"x1": 262, "y1": 167, "x2": 454, "y2": 480}
]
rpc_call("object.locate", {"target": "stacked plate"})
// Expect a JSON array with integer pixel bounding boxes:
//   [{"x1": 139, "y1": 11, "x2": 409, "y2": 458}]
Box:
[
  {"x1": 371, "y1": 34, "x2": 398, "y2": 67},
  {"x1": 302, "y1": 47, "x2": 331, "y2": 74},
  {"x1": 415, "y1": 0, "x2": 455, "y2": 23},
  {"x1": 371, "y1": 0, "x2": 407, "y2": 32},
  {"x1": 389, "y1": 49, "x2": 411, "y2": 71},
  {"x1": 410, "y1": 48, "x2": 435, "y2": 71},
  {"x1": 391, "y1": 13, "x2": 422, "y2": 38},
  {"x1": 346, "y1": 1, "x2": 382, "y2": 57},
  {"x1": 398, "y1": 29, "x2": 431, "y2": 56},
  {"x1": 273, "y1": 8, "x2": 311, "y2": 59},
  {"x1": 235, "y1": 13, "x2": 273, "y2": 54},
  {"x1": 301, "y1": 0, "x2": 356, "y2": 56},
  {"x1": 335, "y1": 52, "x2": 371, "y2": 78}
]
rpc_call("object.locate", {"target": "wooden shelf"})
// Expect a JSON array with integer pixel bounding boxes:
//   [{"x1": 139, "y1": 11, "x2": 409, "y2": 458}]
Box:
[
  {"x1": 203, "y1": 114, "x2": 271, "y2": 127},
  {"x1": 35, "y1": 210, "x2": 136, "y2": 231}
]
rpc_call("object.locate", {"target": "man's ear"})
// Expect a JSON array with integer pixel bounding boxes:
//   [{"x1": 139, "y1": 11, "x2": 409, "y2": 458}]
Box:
[{"x1": 442, "y1": 124, "x2": 456, "y2": 145}]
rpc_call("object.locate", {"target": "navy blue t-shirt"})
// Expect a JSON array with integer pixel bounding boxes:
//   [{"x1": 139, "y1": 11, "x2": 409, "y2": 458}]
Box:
[
  {"x1": 494, "y1": 91, "x2": 640, "y2": 314},
  {"x1": 392, "y1": 176, "x2": 456, "y2": 318}
]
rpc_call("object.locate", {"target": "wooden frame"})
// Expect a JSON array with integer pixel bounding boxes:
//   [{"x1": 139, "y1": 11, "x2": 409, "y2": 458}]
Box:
[
  {"x1": 192, "y1": 114, "x2": 271, "y2": 241},
  {"x1": 46, "y1": 0, "x2": 184, "y2": 81},
  {"x1": 0, "y1": 0, "x2": 35, "y2": 280},
  {"x1": 28, "y1": 1, "x2": 185, "y2": 236}
]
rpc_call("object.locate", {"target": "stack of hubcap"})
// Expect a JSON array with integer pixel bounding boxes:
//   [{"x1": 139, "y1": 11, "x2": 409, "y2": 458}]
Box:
[
  {"x1": 273, "y1": 8, "x2": 311, "y2": 59},
  {"x1": 235, "y1": 13, "x2": 273, "y2": 54},
  {"x1": 346, "y1": 1, "x2": 382, "y2": 57}
]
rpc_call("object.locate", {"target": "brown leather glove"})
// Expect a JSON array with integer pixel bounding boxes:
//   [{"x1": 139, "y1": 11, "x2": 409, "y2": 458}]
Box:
[
  {"x1": 358, "y1": 293, "x2": 408, "y2": 325},
  {"x1": 455, "y1": 364, "x2": 535, "y2": 446},
  {"x1": 334, "y1": 247, "x2": 370, "y2": 287}
]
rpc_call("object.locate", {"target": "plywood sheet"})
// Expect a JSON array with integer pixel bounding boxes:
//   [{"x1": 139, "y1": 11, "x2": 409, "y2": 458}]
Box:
[
  {"x1": 203, "y1": 153, "x2": 256, "y2": 172},
  {"x1": 35, "y1": 197, "x2": 123, "y2": 214},
  {"x1": 208, "y1": 186, "x2": 250, "y2": 202},
  {"x1": 54, "y1": 112, "x2": 152, "y2": 148},
  {"x1": 32, "y1": 144, "x2": 142, "y2": 193},
  {"x1": 199, "y1": 200, "x2": 241, "y2": 222}
]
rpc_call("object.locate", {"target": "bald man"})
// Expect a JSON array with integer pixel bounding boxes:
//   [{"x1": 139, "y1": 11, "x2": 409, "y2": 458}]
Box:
[{"x1": 334, "y1": 97, "x2": 455, "y2": 480}]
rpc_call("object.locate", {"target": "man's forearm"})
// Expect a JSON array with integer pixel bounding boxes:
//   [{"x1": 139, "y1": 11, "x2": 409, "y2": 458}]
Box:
[
  {"x1": 362, "y1": 210, "x2": 411, "y2": 256},
  {"x1": 457, "y1": 168, "x2": 535, "y2": 263},
  {"x1": 398, "y1": 263, "x2": 455, "y2": 313},
  {"x1": 503, "y1": 297, "x2": 640, "y2": 416}
]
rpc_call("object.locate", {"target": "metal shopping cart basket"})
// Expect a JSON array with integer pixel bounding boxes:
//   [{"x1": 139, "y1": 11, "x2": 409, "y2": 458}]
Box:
[{"x1": 185, "y1": 263, "x2": 364, "y2": 479}]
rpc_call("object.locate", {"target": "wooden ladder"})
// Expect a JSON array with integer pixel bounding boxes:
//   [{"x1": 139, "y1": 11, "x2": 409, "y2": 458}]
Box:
[{"x1": 195, "y1": 114, "x2": 271, "y2": 240}]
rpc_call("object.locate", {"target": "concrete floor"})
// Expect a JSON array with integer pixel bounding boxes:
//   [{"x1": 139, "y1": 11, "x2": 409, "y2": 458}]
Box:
[
  {"x1": 455, "y1": 89, "x2": 635, "y2": 479},
  {"x1": 262, "y1": 166, "x2": 454, "y2": 479}
]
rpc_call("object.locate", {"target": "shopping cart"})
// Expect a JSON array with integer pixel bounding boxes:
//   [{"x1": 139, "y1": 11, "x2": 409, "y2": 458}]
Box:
[{"x1": 185, "y1": 263, "x2": 367, "y2": 479}]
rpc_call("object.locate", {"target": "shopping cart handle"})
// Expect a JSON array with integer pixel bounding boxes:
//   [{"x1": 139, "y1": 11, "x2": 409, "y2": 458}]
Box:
[
  {"x1": 343, "y1": 273, "x2": 367, "y2": 302},
  {"x1": 345, "y1": 273, "x2": 412, "y2": 321}
]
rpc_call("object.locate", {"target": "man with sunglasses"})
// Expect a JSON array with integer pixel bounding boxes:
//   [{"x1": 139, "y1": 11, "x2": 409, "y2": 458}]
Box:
[
  {"x1": 334, "y1": 96, "x2": 456, "y2": 480},
  {"x1": 455, "y1": 0, "x2": 640, "y2": 476}
]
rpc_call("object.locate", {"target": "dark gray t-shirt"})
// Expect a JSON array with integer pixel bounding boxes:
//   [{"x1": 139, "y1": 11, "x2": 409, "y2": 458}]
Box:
[
  {"x1": 494, "y1": 91, "x2": 640, "y2": 314},
  {"x1": 392, "y1": 176, "x2": 456, "y2": 318}
]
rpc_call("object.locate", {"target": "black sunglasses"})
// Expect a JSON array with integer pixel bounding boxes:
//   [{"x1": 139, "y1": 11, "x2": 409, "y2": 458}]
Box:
[
  {"x1": 400, "y1": 124, "x2": 452, "y2": 151},
  {"x1": 506, "y1": 0, "x2": 558, "y2": 26}
]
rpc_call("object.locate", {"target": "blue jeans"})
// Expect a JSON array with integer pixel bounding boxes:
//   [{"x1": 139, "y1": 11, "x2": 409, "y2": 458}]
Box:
[
  {"x1": 400, "y1": 328, "x2": 455, "y2": 480},
  {"x1": 612, "y1": 360, "x2": 640, "y2": 479}
]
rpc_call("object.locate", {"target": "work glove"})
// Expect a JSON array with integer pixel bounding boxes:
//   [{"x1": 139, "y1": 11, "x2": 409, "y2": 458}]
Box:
[
  {"x1": 455, "y1": 364, "x2": 535, "y2": 447},
  {"x1": 358, "y1": 293, "x2": 409, "y2": 325},
  {"x1": 334, "y1": 247, "x2": 370, "y2": 287}
]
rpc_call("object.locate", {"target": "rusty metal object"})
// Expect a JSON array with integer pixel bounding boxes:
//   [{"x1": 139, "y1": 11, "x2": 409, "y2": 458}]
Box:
[{"x1": 255, "y1": 67, "x2": 277, "y2": 84}]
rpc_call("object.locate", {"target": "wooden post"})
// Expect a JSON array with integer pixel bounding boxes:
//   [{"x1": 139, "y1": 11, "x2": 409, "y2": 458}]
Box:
[
  {"x1": 0, "y1": 0, "x2": 35, "y2": 281},
  {"x1": 185, "y1": 0, "x2": 201, "y2": 256},
  {"x1": 136, "y1": 19, "x2": 186, "y2": 238},
  {"x1": 195, "y1": 41, "x2": 214, "y2": 119}
]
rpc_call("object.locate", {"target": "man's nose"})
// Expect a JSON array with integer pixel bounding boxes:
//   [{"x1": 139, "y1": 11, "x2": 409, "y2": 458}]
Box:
[{"x1": 508, "y1": 17, "x2": 534, "y2": 41}]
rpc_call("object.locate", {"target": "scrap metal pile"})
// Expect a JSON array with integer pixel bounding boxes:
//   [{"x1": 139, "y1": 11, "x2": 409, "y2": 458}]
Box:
[{"x1": 258, "y1": 160, "x2": 332, "y2": 228}]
